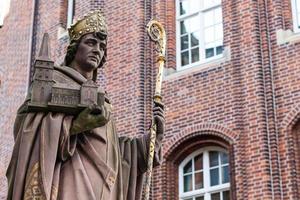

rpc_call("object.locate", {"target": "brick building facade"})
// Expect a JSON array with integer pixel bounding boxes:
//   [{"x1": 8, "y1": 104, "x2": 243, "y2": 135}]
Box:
[{"x1": 1, "y1": 0, "x2": 300, "y2": 199}]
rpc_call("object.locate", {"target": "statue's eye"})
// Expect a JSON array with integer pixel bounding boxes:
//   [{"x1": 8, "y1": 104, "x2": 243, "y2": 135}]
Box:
[{"x1": 86, "y1": 40, "x2": 96, "y2": 46}]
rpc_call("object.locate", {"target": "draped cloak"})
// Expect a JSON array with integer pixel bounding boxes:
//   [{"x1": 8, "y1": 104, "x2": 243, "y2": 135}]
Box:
[{"x1": 6, "y1": 66, "x2": 162, "y2": 200}]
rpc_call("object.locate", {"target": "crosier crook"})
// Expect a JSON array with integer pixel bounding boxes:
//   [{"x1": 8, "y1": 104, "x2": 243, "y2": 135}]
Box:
[{"x1": 143, "y1": 20, "x2": 166, "y2": 200}]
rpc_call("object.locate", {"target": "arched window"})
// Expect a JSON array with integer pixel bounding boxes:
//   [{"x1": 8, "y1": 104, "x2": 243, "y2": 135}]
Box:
[
  {"x1": 179, "y1": 147, "x2": 230, "y2": 200},
  {"x1": 176, "y1": 0, "x2": 223, "y2": 70},
  {"x1": 291, "y1": 0, "x2": 300, "y2": 32}
]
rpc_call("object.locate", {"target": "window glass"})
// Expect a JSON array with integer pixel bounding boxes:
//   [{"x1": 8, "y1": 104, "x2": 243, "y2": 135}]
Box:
[
  {"x1": 181, "y1": 20, "x2": 188, "y2": 34},
  {"x1": 177, "y1": 0, "x2": 223, "y2": 69},
  {"x1": 181, "y1": 35, "x2": 189, "y2": 50},
  {"x1": 221, "y1": 152, "x2": 229, "y2": 164},
  {"x1": 191, "y1": 32, "x2": 200, "y2": 47},
  {"x1": 194, "y1": 154, "x2": 203, "y2": 171},
  {"x1": 223, "y1": 191, "x2": 230, "y2": 200},
  {"x1": 209, "y1": 151, "x2": 219, "y2": 167},
  {"x1": 184, "y1": 160, "x2": 193, "y2": 173},
  {"x1": 180, "y1": 0, "x2": 189, "y2": 15},
  {"x1": 195, "y1": 171, "x2": 204, "y2": 189},
  {"x1": 184, "y1": 174, "x2": 193, "y2": 192},
  {"x1": 216, "y1": 46, "x2": 223, "y2": 55},
  {"x1": 179, "y1": 148, "x2": 230, "y2": 200},
  {"x1": 191, "y1": 48, "x2": 200, "y2": 63},
  {"x1": 222, "y1": 165, "x2": 229, "y2": 183},
  {"x1": 211, "y1": 192, "x2": 221, "y2": 200},
  {"x1": 181, "y1": 51, "x2": 189, "y2": 66}
]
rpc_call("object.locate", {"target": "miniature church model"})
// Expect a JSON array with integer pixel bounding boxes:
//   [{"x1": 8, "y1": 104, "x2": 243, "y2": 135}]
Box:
[
  {"x1": 27, "y1": 33, "x2": 104, "y2": 115},
  {"x1": 29, "y1": 33, "x2": 55, "y2": 108}
]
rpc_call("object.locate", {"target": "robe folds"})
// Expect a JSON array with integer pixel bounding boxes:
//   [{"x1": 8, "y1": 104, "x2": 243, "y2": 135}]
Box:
[{"x1": 6, "y1": 66, "x2": 162, "y2": 200}]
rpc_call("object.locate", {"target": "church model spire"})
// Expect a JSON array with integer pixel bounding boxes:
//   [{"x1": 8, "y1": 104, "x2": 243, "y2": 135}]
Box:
[{"x1": 30, "y1": 33, "x2": 54, "y2": 106}]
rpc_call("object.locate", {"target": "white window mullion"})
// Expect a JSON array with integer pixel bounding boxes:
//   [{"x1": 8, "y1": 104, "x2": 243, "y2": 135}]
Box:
[
  {"x1": 199, "y1": 11, "x2": 205, "y2": 62},
  {"x1": 67, "y1": 0, "x2": 74, "y2": 28},
  {"x1": 188, "y1": 31, "x2": 192, "y2": 65},
  {"x1": 204, "y1": 151, "x2": 210, "y2": 200},
  {"x1": 179, "y1": 162, "x2": 184, "y2": 194},
  {"x1": 179, "y1": 147, "x2": 230, "y2": 200},
  {"x1": 218, "y1": 153, "x2": 222, "y2": 188},
  {"x1": 192, "y1": 158, "x2": 195, "y2": 191}
]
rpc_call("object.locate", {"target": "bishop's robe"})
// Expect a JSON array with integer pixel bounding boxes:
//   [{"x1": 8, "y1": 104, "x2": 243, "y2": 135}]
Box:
[{"x1": 6, "y1": 66, "x2": 162, "y2": 200}]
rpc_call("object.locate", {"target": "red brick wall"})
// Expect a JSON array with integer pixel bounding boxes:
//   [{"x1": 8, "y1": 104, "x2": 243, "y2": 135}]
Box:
[
  {"x1": 1, "y1": 0, "x2": 300, "y2": 199},
  {"x1": 0, "y1": 0, "x2": 34, "y2": 196}
]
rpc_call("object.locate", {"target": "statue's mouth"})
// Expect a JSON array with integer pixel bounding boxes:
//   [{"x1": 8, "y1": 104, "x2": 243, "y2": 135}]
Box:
[{"x1": 89, "y1": 56, "x2": 99, "y2": 63}]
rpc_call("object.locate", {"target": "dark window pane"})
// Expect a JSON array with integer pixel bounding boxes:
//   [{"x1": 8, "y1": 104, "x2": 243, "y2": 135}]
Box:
[
  {"x1": 222, "y1": 165, "x2": 229, "y2": 183},
  {"x1": 209, "y1": 151, "x2": 219, "y2": 167},
  {"x1": 191, "y1": 32, "x2": 199, "y2": 47},
  {"x1": 181, "y1": 51, "x2": 189, "y2": 66},
  {"x1": 194, "y1": 154, "x2": 203, "y2": 171},
  {"x1": 221, "y1": 152, "x2": 228, "y2": 164},
  {"x1": 216, "y1": 45, "x2": 224, "y2": 55},
  {"x1": 191, "y1": 48, "x2": 199, "y2": 63},
  {"x1": 223, "y1": 190, "x2": 230, "y2": 200},
  {"x1": 184, "y1": 160, "x2": 192, "y2": 173},
  {"x1": 180, "y1": 21, "x2": 187, "y2": 34},
  {"x1": 181, "y1": 35, "x2": 189, "y2": 50},
  {"x1": 210, "y1": 168, "x2": 219, "y2": 186},
  {"x1": 195, "y1": 172, "x2": 203, "y2": 189},
  {"x1": 180, "y1": 1, "x2": 188, "y2": 15},
  {"x1": 211, "y1": 192, "x2": 221, "y2": 200},
  {"x1": 196, "y1": 196, "x2": 204, "y2": 200},
  {"x1": 205, "y1": 48, "x2": 214, "y2": 58},
  {"x1": 184, "y1": 175, "x2": 193, "y2": 192}
]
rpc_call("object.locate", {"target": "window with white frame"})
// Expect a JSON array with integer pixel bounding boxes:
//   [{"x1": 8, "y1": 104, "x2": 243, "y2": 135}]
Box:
[
  {"x1": 179, "y1": 147, "x2": 230, "y2": 200},
  {"x1": 292, "y1": 0, "x2": 300, "y2": 32},
  {"x1": 67, "y1": 0, "x2": 75, "y2": 28},
  {"x1": 176, "y1": 0, "x2": 223, "y2": 70}
]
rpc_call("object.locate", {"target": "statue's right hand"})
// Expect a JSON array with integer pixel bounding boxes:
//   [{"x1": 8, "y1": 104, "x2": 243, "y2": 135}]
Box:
[{"x1": 70, "y1": 104, "x2": 110, "y2": 135}]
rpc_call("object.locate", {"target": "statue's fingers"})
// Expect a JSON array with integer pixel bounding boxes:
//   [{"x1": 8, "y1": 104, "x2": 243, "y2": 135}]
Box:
[
  {"x1": 153, "y1": 106, "x2": 164, "y2": 114},
  {"x1": 154, "y1": 114, "x2": 165, "y2": 124},
  {"x1": 79, "y1": 106, "x2": 93, "y2": 118},
  {"x1": 153, "y1": 110, "x2": 164, "y2": 119},
  {"x1": 153, "y1": 101, "x2": 164, "y2": 109}
]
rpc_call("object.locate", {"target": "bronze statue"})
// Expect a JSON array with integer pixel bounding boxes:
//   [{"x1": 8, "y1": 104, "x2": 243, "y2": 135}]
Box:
[{"x1": 6, "y1": 10, "x2": 165, "y2": 200}]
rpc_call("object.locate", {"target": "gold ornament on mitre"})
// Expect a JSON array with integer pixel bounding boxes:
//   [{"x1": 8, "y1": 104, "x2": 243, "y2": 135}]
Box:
[{"x1": 68, "y1": 10, "x2": 107, "y2": 41}]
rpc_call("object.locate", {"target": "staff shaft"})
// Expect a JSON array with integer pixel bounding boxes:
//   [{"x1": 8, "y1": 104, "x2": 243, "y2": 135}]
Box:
[
  {"x1": 143, "y1": 20, "x2": 166, "y2": 200},
  {"x1": 143, "y1": 58, "x2": 165, "y2": 200}
]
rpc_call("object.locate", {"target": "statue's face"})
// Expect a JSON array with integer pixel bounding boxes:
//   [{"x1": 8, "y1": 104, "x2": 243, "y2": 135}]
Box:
[{"x1": 73, "y1": 33, "x2": 106, "y2": 72}]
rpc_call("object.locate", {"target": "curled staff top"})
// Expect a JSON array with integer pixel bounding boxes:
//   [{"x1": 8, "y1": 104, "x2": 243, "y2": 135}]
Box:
[{"x1": 146, "y1": 20, "x2": 166, "y2": 58}]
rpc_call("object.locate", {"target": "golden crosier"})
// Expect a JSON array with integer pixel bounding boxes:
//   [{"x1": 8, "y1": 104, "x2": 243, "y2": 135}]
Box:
[
  {"x1": 146, "y1": 20, "x2": 166, "y2": 103},
  {"x1": 143, "y1": 20, "x2": 166, "y2": 200},
  {"x1": 68, "y1": 10, "x2": 107, "y2": 41}
]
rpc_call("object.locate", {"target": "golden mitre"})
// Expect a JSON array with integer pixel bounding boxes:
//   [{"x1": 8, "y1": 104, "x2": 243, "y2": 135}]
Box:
[{"x1": 68, "y1": 10, "x2": 107, "y2": 41}]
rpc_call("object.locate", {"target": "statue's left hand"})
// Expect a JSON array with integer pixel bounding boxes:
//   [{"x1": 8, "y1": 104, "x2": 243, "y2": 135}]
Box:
[
  {"x1": 70, "y1": 104, "x2": 111, "y2": 135},
  {"x1": 153, "y1": 101, "x2": 165, "y2": 138}
]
